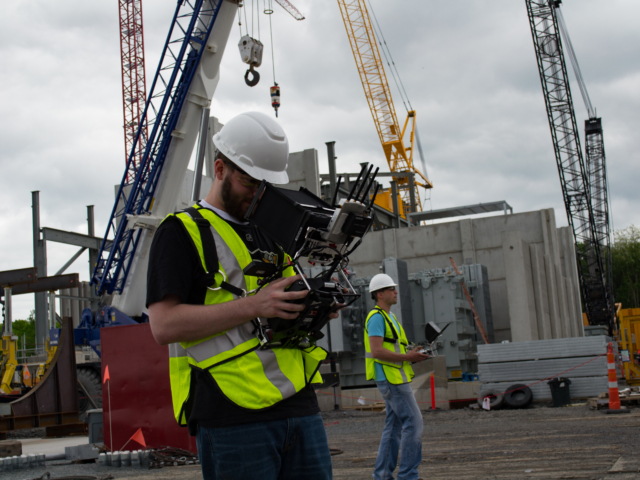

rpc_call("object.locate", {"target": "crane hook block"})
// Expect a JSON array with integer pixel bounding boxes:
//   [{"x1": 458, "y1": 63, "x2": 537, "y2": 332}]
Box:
[
  {"x1": 245, "y1": 66, "x2": 260, "y2": 87},
  {"x1": 270, "y1": 84, "x2": 280, "y2": 117},
  {"x1": 239, "y1": 35, "x2": 263, "y2": 88}
]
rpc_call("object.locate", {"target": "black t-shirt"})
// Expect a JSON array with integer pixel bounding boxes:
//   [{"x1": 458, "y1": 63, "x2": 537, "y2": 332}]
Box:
[{"x1": 146, "y1": 206, "x2": 319, "y2": 434}]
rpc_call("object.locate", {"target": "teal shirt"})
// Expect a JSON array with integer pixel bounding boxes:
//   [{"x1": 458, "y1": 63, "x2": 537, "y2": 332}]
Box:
[{"x1": 367, "y1": 311, "x2": 402, "y2": 382}]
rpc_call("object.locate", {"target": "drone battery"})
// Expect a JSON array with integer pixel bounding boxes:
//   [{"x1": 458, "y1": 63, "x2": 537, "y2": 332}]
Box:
[
  {"x1": 245, "y1": 183, "x2": 333, "y2": 256},
  {"x1": 243, "y1": 261, "x2": 279, "y2": 277},
  {"x1": 341, "y1": 212, "x2": 372, "y2": 238}
]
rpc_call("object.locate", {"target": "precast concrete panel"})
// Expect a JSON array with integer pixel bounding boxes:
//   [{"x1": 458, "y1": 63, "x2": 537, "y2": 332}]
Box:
[
  {"x1": 469, "y1": 211, "x2": 544, "y2": 251},
  {"x1": 501, "y1": 231, "x2": 538, "y2": 342},
  {"x1": 480, "y1": 376, "x2": 608, "y2": 400},
  {"x1": 394, "y1": 222, "x2": 463, "y2": 258},
  {"x1": 478, "y1": 356, "x2": 608, "y2": 382},
  {"x1": 487, "y1": 279, "x2": 510, "y2": 342},
  {"x1": 283, "y1": 149, "x2": 320, "y2": 196},
  {"x1": 475, "y1": 247, "x2": 506, "y2": 281},
  {"x1": 477, "y1": 335, "x2": 612, "y2": 363},
  {"x1": 529, "y1": 244, "x2": 553, "y2": 340}
]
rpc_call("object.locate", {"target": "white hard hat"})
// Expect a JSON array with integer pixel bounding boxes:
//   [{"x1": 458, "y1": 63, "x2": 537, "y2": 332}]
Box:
[
  {"x1": 369, "y1": 274, "x2": 398, "y2": 294},
  {"x1": 213, "y1": 111, "x2": 289, "y2": 184}
]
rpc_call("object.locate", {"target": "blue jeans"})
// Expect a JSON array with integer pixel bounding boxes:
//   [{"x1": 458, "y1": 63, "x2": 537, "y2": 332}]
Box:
[
  {"x1": 373, "y1": 381, "x2": 423, "y2": 480},
  {"x1": 196, "y1": 413, "x2": 332, "y2": 480}
]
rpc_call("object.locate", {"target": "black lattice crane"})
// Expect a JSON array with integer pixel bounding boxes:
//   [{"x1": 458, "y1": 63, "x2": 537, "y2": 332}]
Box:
[{"x1": 526, "y1": 0, "x2": 614, "y2": 330}]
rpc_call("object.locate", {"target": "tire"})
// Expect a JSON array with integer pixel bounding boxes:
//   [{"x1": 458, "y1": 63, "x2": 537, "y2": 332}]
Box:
[
  {"x1": 77, "y1": 368, "x2": 103, "y2": 420},
  {"x1": 477, "y1": 389, "x2": 504, "y2": 410},
  {"x1": 504, "y1": 384, "x2": 533, "y2": 409}
]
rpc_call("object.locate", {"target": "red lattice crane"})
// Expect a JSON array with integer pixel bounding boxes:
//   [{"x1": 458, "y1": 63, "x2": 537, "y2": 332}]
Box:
[{"x1": 118, "y1": 0, "x2": 148, "y2": 174}]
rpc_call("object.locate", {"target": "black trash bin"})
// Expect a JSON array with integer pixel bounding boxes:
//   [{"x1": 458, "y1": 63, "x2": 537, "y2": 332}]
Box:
[{"x1": 547, "y1": 377, "x2": 572, "y2": 407}]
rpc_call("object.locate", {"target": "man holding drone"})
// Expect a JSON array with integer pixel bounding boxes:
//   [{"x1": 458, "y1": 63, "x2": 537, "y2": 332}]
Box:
[
  {"x1": 365, "y1": 273, "x2": 429, "y2": 480},
  {"x1": 147, "y1": 112, "x2": 334, "y2": 480}
]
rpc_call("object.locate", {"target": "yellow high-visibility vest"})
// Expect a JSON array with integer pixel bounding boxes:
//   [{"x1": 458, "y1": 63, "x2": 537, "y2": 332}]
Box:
[
  {"x1": 364, "y1": 307, "x2": 414, "y2": 385},
  {"x1": 165, "y1": 204, "x2": 327, "y2": 425}
]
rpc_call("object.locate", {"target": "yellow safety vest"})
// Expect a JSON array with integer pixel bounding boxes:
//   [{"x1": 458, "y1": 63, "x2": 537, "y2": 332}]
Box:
[
  {"x1": 165, "y1": 204, "x2": 327, "y2": 425},
  {"x1": 364, "y1": 307, "x2": 415, "y2": 385}
]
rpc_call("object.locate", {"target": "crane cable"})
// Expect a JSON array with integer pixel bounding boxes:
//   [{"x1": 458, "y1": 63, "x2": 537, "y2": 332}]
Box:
[
  {"x1": 366, "y1": 0, "x2": 430, "y2": 183},
  {"x1": 366, "y1": 0, "x2": 412, "y2": 112},
  {"x1": 266, "y1": 0, "x2": 277, "y2": 84},
  {"x1": 555, "y1": 7, "x2": 595, "y2": 119},
  {"x1": 555, "y1": 4, "x2": 614, "y2": 239}
]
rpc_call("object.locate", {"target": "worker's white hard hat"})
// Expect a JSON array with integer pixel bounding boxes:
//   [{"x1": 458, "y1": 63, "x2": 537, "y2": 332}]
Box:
[
  {"x1": 369, "y1": 274, "x2": 398, "y2": 294},
  {"x1": 212, "y1": 111, "x2": 289, "y2": 184}
]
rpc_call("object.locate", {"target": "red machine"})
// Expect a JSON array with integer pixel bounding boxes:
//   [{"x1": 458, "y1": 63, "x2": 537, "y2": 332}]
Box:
[{"x1": 101, "y1": 324, "x2": 196, "y2": 452}]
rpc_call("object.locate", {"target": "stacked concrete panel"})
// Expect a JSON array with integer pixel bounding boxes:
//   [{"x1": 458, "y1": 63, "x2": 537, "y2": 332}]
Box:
[
  {"x1": 348, "y1": 208, "x2": 583, "y2": 343},
  {"x1": 477, "y1": 336, "x2": 612, "y2": 400}
]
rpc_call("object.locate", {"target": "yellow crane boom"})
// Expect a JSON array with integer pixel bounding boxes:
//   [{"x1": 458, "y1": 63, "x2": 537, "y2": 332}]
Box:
[{"x1": 337, "y1": 0, "x2": 432, "y2": 217}]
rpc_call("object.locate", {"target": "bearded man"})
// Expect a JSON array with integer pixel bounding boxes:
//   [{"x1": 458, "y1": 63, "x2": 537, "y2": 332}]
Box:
[{"x1": 146, "y1": 112, "x2": 333, "y2": 480}]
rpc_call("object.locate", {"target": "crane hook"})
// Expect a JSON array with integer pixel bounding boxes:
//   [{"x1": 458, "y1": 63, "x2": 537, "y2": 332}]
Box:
[{"x1": 244, "y1": 65, "x2": 260, "y2": 87}]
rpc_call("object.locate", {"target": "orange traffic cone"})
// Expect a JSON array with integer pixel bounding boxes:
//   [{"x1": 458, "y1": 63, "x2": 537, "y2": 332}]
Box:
[{"x1": 607, "y1": 342, "x2": 621, "y2": 411}]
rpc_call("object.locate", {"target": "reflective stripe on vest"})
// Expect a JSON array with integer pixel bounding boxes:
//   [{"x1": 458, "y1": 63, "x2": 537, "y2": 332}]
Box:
[
  {"x1": 364, "y1": 308, "x2": 414, "y2": 385},
  {"x1": 165, "y1": 204, "x2": 326, "y2": 424}
]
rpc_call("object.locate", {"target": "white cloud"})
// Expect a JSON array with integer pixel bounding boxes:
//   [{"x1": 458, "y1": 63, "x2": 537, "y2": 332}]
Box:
[{"x1": 1, "y1": 0, "x2": 639, "y2": 320}]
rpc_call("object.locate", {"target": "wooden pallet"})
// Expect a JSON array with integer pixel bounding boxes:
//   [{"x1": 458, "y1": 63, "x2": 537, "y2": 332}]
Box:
[
  {"x1": 587, "y1": 395, "x2": 640, "y2": 410},
  {"x1": 343, "y1": 402, "x2": 386, "y2": 412}
]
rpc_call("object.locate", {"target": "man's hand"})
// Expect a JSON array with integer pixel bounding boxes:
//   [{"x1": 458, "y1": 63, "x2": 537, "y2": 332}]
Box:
[
  {"x1": 250, "y1": 274, "x2": 309, "y2": 319},
  {"x1": 405, "y1": 346, "x2": 429, "y2": 363}
]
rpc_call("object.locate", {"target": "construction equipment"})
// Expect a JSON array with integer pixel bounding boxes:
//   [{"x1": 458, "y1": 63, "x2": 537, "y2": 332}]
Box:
[
  {"x1": 336, "y1": 0, "x2": 432, "y2": 220},
  {"x1": 618, "y1": 308, "x2": 640, "y2": 385},
  {"x1": 92, "y1": 0, "x2": 240, "y2": 318},
  {"x1": 118, "y1": 0, "x2": 148, "y2": 175},
  {"x1": 525, "y1": 0, "x2": 614, "y2": 331}
]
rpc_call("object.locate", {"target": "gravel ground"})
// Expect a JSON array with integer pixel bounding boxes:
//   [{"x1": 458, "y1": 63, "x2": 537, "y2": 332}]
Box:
[
  {"x1": 6, "y1": 428, "x2": 46, "y2": 440},
  {"x1": 2, "y1": 404, "x2": 639, "y2": 480}
]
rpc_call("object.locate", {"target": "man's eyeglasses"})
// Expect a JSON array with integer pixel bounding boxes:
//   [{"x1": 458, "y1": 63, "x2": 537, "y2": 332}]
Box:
[
  {"x1": 383, "y1": 286, "x2": 397, "y2": 292},
  {"x1": 223, "y1": 159, "x2": 262, "y2": 188}
]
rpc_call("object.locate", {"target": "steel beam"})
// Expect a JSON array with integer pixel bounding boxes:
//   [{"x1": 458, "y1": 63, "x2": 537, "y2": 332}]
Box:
[
  {"x1": 191, "y1": 107, "x2": 210, "y2": 202},
  {"x1": 42, "y1": 227, "x2": 103, "y2": 250},
  {"x1": 409, "y1": 201, "x2": 514, "y2": 223},
  {"x1": 326, "y1": 141, "x2": 337, "y2": 202},
  {"x1": 321, "y1": 171, "x2": 414, "y2": 180},
  {"x1": 0, "y1": 274, "x2": 80, "y2": 297},
  {"x1": 32, "y1": 191, "x2": 48, "y2": 353},
  {"x1": 87, "y1": 205, "x2": 100, "y2": 311},
  {"x1": 0, "y1": 268, "x2": 37, "y2": 287},
  {"x1": 390, "y1": 181, "x2": 402, "y2": 228}
]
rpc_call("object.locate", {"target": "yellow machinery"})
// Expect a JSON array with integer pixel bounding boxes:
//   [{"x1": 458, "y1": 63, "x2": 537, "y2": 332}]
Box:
[
  {"x1": 0, "y1": 332, "x2": 18, "y2": 394},
  {"x1": 0, "y1": 332, "x2": 57, "y2": 394},
  {"x1": 618, "y1": 308, "x2": 640, "y2": 385},
  {"x1": 337, "y1": 0, "x2": 432, "y2": 219}
]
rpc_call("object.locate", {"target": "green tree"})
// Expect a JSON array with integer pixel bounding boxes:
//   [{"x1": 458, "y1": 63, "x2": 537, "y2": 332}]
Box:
[
  {"x1": 1, "y1": 309, "x2": 36, "y2": 355},
  {"x1": 611, "y1": 225, "x2": 640, "y2": 308}
]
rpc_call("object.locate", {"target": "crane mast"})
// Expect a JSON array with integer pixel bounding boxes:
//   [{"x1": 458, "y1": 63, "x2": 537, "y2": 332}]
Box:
[
  {"x1": 119, "y1": 0, "x2": 148, "y2": 175},
  {"x1": 92, "y1": 0, "x2": 239, "y2": 317},
  {"x1": 525, "y1": 0, "x2": 614, "y2": 329},
  {"x1": 336, "y1": 0, "x2": 432, "y2": 217}
]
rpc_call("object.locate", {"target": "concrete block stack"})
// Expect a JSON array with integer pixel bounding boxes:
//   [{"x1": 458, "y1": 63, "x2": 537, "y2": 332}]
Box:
[{"x1": 477, "y1": 336, "x2": 613, "y2": 400}]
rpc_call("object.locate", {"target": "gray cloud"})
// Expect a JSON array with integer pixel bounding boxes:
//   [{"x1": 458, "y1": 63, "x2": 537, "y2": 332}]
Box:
[{"x1": 1, "y1": 0, "x2": 638, "y2": 320}]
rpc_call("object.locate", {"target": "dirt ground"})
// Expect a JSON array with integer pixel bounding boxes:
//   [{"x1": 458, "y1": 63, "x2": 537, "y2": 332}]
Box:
[{"x1": 4, "y1": 404, "x2": 640, "y2": 480}]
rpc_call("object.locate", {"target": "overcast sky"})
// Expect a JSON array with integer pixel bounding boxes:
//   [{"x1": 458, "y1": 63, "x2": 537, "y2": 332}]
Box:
[{"x1": 1, "y1": 0, "x2": 639, "y2": 321}]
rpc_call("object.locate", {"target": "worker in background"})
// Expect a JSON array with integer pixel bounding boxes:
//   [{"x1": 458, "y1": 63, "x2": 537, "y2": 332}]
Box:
[
  {"x1": 147, "y1": 111, "x2": 333, "y2": 480},
  {"x1": 365, "y1": 274, "x2": 429, "y2": 480}
]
